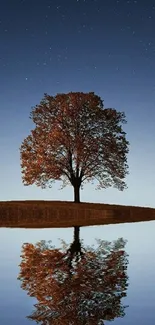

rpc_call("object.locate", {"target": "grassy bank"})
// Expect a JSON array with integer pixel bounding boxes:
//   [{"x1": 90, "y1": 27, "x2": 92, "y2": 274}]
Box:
[{"x1": 0, "y1": 200, "x2": 155, "y2": 228}]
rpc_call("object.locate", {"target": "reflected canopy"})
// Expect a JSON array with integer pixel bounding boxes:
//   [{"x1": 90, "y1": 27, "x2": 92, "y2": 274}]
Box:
[{"x1": 18, "y1": 226, "x2": 129, "y2": 324}]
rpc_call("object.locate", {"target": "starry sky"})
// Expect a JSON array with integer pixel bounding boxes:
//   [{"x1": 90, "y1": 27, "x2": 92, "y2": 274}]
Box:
[{"x1": 1, "y1": 0, "x2": 155, "y2": 206}]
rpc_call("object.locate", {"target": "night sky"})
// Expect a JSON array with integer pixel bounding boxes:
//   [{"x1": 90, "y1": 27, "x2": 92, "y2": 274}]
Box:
[{"x1": 1, "y1": 0, "x2": 155, "y2": 206}]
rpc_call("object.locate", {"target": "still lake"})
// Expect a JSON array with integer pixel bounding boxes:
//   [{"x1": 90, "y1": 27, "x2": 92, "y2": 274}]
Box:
[{"x1": 0, "y1": 220, "x2": 155, "y2": 324}]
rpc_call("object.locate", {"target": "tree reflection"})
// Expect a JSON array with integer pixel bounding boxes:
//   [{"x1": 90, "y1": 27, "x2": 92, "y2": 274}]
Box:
[{"x1": 18, "y1": 227, "x2": 129, "y2": 324}]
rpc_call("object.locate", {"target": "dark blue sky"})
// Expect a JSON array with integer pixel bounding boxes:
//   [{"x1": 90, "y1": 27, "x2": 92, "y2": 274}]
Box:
[{"x1": 1, "y1": 0, "x2": 155, "y2": 206}]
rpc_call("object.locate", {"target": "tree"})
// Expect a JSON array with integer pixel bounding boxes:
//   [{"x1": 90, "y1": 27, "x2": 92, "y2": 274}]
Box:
[
  {"x1": 20, "y1": 92, "x2": 129, "y2": 202},
  {"x1": 18, "y1": 233, "x2": 129, "y2": 324}
]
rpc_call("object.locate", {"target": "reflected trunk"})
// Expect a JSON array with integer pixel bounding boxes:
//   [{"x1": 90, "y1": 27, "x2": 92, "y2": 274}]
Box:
[
  {"x1": 67, "y1": 226, "x2": 84, "y2": 269},
  {"x1": 74, "y1": 226, "x2": 80, "y2": 243}
]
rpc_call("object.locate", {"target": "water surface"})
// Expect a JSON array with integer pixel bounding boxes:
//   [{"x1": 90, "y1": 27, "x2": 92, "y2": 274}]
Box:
[{"x1": 0, "y1": 220, "x2": 155, "y2": 324}]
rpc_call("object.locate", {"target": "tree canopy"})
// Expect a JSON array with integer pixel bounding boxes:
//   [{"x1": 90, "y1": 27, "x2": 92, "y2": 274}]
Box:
[
  {"x1": 18, "y1": 233, "x2": 129, "y2": 324},
  {"x1": 20, "y1": 92, "x2": 129, "y2": 202}
]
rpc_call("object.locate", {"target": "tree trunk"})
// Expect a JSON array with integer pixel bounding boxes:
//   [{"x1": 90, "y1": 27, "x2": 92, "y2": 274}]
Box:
[{"x1": 74, "y1": 183, "x2": 80, "y2": 203}]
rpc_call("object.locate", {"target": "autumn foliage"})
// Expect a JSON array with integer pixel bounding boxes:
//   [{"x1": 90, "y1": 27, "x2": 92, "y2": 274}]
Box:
[
  {"x1": 20, "y1": 92, "x2": 129, "y2": 202},
  {"x1": 18, "y1": 234, "x2": 129, "y2": 324}
]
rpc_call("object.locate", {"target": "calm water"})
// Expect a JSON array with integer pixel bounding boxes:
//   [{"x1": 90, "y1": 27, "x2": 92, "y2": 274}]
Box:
[{"x1": 0, "y1": 220, "x2": 155, "y2": 324}]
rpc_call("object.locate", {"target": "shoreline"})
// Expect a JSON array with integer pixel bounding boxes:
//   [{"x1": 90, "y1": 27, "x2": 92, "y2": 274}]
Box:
[{"x1": 0, "y1": 200, "x2": 155, "y2": 228}]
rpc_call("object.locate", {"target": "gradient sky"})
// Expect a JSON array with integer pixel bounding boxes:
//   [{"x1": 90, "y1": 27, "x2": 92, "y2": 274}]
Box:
[{"x1": 1, "y1": 0, "x2": 155, "y2": 206}]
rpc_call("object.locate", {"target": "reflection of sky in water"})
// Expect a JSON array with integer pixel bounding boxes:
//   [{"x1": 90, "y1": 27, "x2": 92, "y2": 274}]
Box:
[{"x1": 0, "y1": 220, "x2": 155, "y2": 324}]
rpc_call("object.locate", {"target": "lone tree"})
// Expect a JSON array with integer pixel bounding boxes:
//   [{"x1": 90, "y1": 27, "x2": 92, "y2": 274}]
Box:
[{"x1": 20, "y1": 92, "x2": 129, "y2": 202}]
